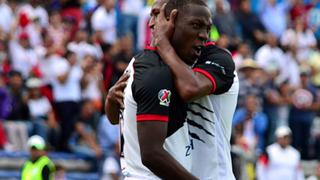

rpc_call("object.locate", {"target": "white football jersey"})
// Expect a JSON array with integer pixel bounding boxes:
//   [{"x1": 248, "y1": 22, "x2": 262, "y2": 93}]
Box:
[
  {"x1": 121, "y1": 49, "x2": 191, "y2": 179},
  {"x1": 189, "y1": 75, "x2": 239, "y2": 180}
]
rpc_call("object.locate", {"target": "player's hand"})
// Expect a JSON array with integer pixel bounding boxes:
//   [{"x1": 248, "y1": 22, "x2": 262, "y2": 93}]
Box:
[
  {"x1": 107, "y1": 72, "x2": 130, "y2": 108},
  {"x1": 153, "y1": 3, "x2": 178, "y2": 48}
]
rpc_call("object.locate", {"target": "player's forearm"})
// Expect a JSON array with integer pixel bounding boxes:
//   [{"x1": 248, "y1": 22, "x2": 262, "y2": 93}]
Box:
[
  {"x1": 141, "y1": 148, "x2": 197, "y2": 180},
  {"x1": 157, "y1": 40, "x2": 210, "y2": 101},
  {"x1": 105, "y1": 97, "x2": 120, "y2": 124}
]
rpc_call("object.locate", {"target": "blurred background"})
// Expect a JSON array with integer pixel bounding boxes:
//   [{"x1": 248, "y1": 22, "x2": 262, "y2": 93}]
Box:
[{"x1": 0, "y1": 0, "x2": 320, "y2": 179}]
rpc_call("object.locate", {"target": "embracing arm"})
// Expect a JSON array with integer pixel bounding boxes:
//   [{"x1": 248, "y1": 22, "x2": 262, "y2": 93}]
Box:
[
  {"x1": 138, "y1": 121, "x2": 197, "y2": 179},
  {"x1": 157, "y1": 41, "x2": 212, "y2": 102},
  {"x1": 154, "y1": 5, "x2": 212, "y2": 102}
]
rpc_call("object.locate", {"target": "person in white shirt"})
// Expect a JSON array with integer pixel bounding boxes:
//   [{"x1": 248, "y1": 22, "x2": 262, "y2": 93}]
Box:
[
  {"x1": 120, "y1": 0, "x2": 144, "y2": 51},
  {"x1": 0, "y1": 0, "x2": 14, "y2": 34},
  {"x1": 255, "y1": 33, "x2": 287, "y2": 83},
  {"x1": 256, "y1": 126, "x2": 305, "y2": 180},
  {"x1": 281, "y1": 17, "x2": 317, "y2": 62},
  {"x1": 51, "y1": 51, "x2": 83, "y2": 151},
  {"x1": 9, "y1": 32, "x2": 39, "y2": 79},
  {"x1": 67, "y1": 29, "x2": 102, "y2": 63},
  {"x1": 26, "y1": 78, "x2": 59, "y2": 148},
  {"x1": 18, "y1": 0, "x2": 49, "y2": 28},
  {"x1": 91, "y1": 0, "x2": 117, "y2": 44}
]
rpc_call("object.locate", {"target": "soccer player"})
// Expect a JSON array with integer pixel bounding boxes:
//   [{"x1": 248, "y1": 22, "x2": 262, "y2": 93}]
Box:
[
  {"x1": 107, "y1": 0, "x2": 211, "y2": 179},
  {"x1": 152, "y1": 4, "x2": 239, "y2": 179}
]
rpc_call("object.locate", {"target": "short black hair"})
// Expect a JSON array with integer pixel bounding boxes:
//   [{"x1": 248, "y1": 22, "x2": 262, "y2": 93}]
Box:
[
  {"x1": 165, "y1": 0, "x2": 207, "y2": 17},
  {"x1": 9, "y1": 70, "x2": 22, "y2": 78}
]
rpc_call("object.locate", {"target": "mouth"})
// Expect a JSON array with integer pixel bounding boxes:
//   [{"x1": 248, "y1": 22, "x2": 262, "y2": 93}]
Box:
[{"x1": 193, "y1": 45, "x2": 203, "y2": 58}]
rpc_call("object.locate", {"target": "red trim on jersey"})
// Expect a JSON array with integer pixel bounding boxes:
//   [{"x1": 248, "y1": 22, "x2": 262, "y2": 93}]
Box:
[
  {"x1": 193, "y1": 68, "x2": 217, "y2": 93},
  {"x1": 205, "y1": 41, "x2": 216, "y2": 46},
  {"x1": 145, "y1": 45, "x2": 157, "y2": 51},
  {"x1": 137, "y1": 114, "x2": 169, "y2": 122}
]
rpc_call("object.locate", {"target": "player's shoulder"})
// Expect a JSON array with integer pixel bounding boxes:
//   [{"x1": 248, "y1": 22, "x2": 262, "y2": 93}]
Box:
[
  {"x1": 199, "y1": 44, "x2": 234, "y2": 67},
  {"x1": 132, "y1": 48, "x2": 172, "y2": 88},
  {"x1": 133, "y1": 47, "x2": 165, "y2": 70},
  {"x1": 196, "y1": 44, "x2": 235, "y2": 77}
]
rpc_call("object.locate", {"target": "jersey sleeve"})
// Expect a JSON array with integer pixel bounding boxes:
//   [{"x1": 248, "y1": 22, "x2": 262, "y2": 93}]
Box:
[
  {"x1": 193, "y1": 48, "x2": 235, "y2": 95},
  {"x1": 132, "y1": 67, "x2": 173, "y2": 122}
]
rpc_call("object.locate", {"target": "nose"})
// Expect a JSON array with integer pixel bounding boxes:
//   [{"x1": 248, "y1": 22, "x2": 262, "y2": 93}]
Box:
[
  {"x1": 198, "y1": 30, "x2": 209, "y2": 44},
  {"x1": 148, "y1": 17, "x2": 155, "y2": 29}
]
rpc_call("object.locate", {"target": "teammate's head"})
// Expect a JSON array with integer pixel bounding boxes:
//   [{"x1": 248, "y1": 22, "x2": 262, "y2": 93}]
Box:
[
  {"x1": 166, "y1": 0, "x2": 211, "y2": 65},
  {"x1": 149, "y1": 0, "x2": 169, "y2": 32}
]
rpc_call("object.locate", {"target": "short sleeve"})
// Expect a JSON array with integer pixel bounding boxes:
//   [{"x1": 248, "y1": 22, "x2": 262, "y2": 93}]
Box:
[
  {"x1": 133, "y1": 67, "x2": 173, "y2": 122},
  {"x1": 193, "y1": 46, "x2": 235, "y2": 95}
]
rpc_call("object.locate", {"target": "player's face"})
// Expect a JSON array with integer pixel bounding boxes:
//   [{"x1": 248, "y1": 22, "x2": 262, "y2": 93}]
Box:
[
  {"x1": 171, "y1": 4, "x2": 212, "y2": 65},
  {"x1": 149, "y1": 0, "x2": 168, "y2": 33}
]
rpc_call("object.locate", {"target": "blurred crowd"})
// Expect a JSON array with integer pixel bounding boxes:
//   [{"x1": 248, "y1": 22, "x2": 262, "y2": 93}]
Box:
[{"x1": 0, "y1": 0, "x2": 320, "y2": 179}]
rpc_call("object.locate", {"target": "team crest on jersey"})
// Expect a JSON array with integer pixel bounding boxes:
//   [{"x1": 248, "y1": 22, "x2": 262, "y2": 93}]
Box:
[{"x1": 158, "y1": 89, "x2": 171, "y2": 107}]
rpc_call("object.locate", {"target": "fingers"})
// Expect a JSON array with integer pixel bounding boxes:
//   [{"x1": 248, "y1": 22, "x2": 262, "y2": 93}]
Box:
[
  {"x1": 159, "y1": 3, "x2": 167, "y2": 20},
  {"x1": 118, "y1": 72, "x2": 130, "y2": 82},
  {"x1": 169, "y1": 9, "x2": 178, "y2": 24}
]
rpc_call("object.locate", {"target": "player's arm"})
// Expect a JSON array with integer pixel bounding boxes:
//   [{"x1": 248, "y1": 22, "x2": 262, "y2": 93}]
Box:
[
  {"x1": 138, "y1": 121, "x2": 196, "y2": 179},
  {"x1": 135, "y1": 69, "x2": 197, "y2": 179},
  {"x1": 105, "y1": 73, "x2": 129, "y2": 124},
  {"x1": 153, "y1": 5, "x2": 211, "y2": 102},
  {"x1": 154, "y1": 5, "x2": 234, "y2": 102}
]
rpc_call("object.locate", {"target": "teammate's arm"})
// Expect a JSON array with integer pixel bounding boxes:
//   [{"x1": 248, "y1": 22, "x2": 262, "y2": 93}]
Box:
[
  {"x1": 105, "y1": 73, "x2": 129, "y2": 124},
  {"x1": 137, "y1": 121, "x2": 197, "y2": 179}
]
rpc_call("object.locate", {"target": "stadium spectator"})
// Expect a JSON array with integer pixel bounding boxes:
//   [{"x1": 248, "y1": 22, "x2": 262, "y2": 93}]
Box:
[
  {"x1": 281, "y1": 45, "x2": 301, "y2": 88},
  {"x1": 25, "y1": 77, "x2": 60, "y2": 149},
  {"x1": 237, "y1": 59, "x2": 265, "y2": 107},
  {"x1": 236, "y1": 0, "x2": 266, "y2": 50},
  {"x1": 256, "y1": 126, "x2": 304, "y2": 180},
  {"x1": 0, "y1": 75, "x2": 11, "y2": 120},
  {"x1": 255, "y1": 33, "x2": 287, "y2": 83},
  {"x1": 0, "y1": 0, "x2": 14, "y2": 35},
  {"x1": 81, "y1": 54, "x2": 104, "y2": 110},
  {"x1": 101, "y1": 43, "x2": 114, "y2": 91},
  {"x1": 98, "y1": 115, "x2": 120, "y2": 180},
  {"x1": 120, "y1": 0, "x2": 144, "y2": 51},
  {"x1": 281, "y1": 17, "x2": 317, "y2": 62},
  {"x1": 69, "y1": 100, "x2": 102, "y2": 158},
  {"x1": 212, "y1": 0, "x2": 240, "y2": 46},
  {"x1": 290, "y1": 0, "x2": 313, "y2": 22},
  {"x1": 51, "y1": 51, "x2": 82, "y2": 151},
  {"x1": 60, "y1": 0, "x2": 83, "y2": 38},
  {"x1": 233, "y1": 42, "x2": 252, "y2": 70},
  {"x1": 110, "y1": 34, "x2": 133, "y2": 87},
  {"x1": 9, "y1": 31, "x2": 39, "y2": 79},
  {"x1": 47, "y1": 10, "x2": 69, "y2": 53},
  {"x1": 233, "y1": 94, "x2": 268, "y2": 152},
  {"x1": 91, "y1": 0, "x2": 117, "y2": 44},
  {"x1": 260, "y1": 0, "x2": 289, "y2": 38},
  {"x1": 4, "y1": 71, "x2": 30, "y2": 151},
  {"x1": 19, "y1": 0, "x2": 49, "y2": 29},
  {"x1": 289, "y1": 67, "x2": 320, "y2": 159},
  {"x1": 67, "y1": 29, "x2": 102, "y2": 63}
]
